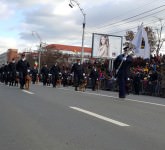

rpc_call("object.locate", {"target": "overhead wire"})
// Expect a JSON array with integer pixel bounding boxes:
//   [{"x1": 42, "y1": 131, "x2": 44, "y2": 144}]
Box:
[
  {"x1": 86, "y1": 5, "x2": 165, "y2": 35},
  {"x1": 91, "y1": 0, "x2": 165, "y2": 30},
  {"x1": 84, "y1": 0, "x2": 165, "y2": 49},
  {"x1": 85, "y1": 17, "x2": 165, "y2": 36},
  {"x1": 97, "y1": 5, "x2": 165, "y2": 29},
  {"x1": 98, "y1": 8, "x2": 165, "y2": 32}
]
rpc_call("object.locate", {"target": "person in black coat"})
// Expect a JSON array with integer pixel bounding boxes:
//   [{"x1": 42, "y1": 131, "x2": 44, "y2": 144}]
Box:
[
  {"x1": 114, "y1": 46, "x2": 132, "y2": 98},
  {"x1": 16, "y1": 53, "x2": 30, "y2": 89},
  {"x1": 0, "y1": 64, "x2": 5, "y2": 83},
  {"x1": 31, "y1": 65, "x2": 38, "y2": 84},
  {"x1": 62, "y1": 69, "x2": 69, "y2": 87},
  {"x1": 4, "y1": 62, "x2": 10, "y2": 85},
  {"x1": 40, "y1": 64, "x2": 49, "y2": 86},
  {"x1": 50, "y1": 62, "x2": 60, "y2": 88},
  {"x1": 8, "y1": 58, "x2": 17, "y2": 86},
  {"x1": 133, "y1": 71, "x2": 141, "y2": 95},
  {"x1": 71, "y1": 59, "x2": 85, "y2": 91},
  {"x1": 90, "y1": 66, "x2": 99, "y2": 91}
]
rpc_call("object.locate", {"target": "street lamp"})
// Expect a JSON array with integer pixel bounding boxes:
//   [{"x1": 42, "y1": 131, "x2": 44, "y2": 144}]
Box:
[
  {"x1": 69, "y1": 0, "x2": 86, "y2": 63},
  {"x1": 32, "y1": 31, "x2": 42, "y2": 72}
]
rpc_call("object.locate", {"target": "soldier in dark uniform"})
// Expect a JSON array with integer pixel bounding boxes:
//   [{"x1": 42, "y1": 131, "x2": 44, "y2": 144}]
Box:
[
  {"x1": 16, "y1": 53, "x2": 30, "y2": 89},
  {"x1": 0, "y1": 64, "x2": 5, "y2": 83},
  {"x1": 50, "y1": 62, "x2": 60, "y2": 88},
  {"x1": 40, "y1": 64, "x2": 49, "y2": 86},
  {"x1": 133, "y1": 71, "x2": 141, "y2": 95},
  {"x1": 31, "y1": 65, "x2": 38, "y2": 84},
  {"x1": 62, "y1": 69, "x2": 69, "y2": 87},
  {"x1": 90, "y1": 66, "x2": 99, "y2": 91},
  {"x1": 8, "y1": 58, "x2": 17, "y2": 86},
  {"x1": 71, "y1": 59, "x2": 85, "y2": 91},
  {"x1": 4, "y1": 62, "x2": 10, "y2": 85},
  {"x1": 114, "y1": 46, "x2": 133, "y2": 98}
]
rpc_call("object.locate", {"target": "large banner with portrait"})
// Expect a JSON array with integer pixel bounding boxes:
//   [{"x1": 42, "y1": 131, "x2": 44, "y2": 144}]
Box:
[{"x1": 92, "y1": 33, "x2": 123, "y2": 59}]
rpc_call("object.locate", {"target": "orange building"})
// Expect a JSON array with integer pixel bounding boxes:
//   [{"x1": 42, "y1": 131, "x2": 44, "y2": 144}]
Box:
[
  {"x1": 0, "y1": 44, "x2": 92, "y2": 65},
  {"x1": 45, "y1": 44, "x2": 92, "y2": 56}
]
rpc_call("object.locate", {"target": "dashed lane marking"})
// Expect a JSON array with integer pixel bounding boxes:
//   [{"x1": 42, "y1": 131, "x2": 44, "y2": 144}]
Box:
[
  {"x1": 22, "y1": 90, "x2": 34, "y2": 95},
  {"x1": 70, "y1": 106, "x2": 130, "y2": 127}
]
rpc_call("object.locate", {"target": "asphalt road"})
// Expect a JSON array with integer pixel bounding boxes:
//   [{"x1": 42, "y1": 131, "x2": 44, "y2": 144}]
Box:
[{"x1": 0, "y1": 83, "x2": 165, "y2": 150}]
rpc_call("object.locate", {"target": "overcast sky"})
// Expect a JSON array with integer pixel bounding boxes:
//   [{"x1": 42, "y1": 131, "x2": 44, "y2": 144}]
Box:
[{"x1": 0, "y1": 0, "x2": 164, "y2": 54}]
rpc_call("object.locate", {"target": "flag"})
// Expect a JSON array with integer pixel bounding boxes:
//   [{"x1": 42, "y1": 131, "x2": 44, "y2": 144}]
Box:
[
  {"x1": 132, "y1": 24, "x2": 150, "y2": 59},
  {"x1": 34, "y1": 61, "x2": 38, "y2": 67}
]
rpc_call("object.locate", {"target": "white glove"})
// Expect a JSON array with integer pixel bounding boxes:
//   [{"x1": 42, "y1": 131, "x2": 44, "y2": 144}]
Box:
[
  {"x1": 123, "y1": 57, "x2": 127, "y2": 61},
  {"x1": 83, "y1": 73, "x2": 85, "y2": 76},
  {"x1": 116, "y1": 69, "x2": 119, "y2": 74}
]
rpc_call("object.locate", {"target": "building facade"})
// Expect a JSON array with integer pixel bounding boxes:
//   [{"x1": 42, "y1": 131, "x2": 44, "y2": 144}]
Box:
[
  {"x1": 0, "y1": 49, "x2": 19, "y2": 65},
  {"x1": 0, "y1": 44, "x2": 92, "y2": 65}
]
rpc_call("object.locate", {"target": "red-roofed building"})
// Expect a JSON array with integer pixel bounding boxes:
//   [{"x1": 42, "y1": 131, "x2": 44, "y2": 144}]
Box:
[{"x1": 45, "y1": 44, "x2": 92, "y2": 56}]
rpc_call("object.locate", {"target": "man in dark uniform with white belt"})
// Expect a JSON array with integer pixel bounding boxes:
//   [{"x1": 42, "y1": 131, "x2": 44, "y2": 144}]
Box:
[{"x1": 114, "y1": 46, "x2": 133, "y2": 98}]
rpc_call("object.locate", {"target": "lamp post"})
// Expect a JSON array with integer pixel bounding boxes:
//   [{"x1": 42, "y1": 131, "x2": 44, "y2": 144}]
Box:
[
  {"x1": 69, "y1": 0, "x2": 86, "y2": 63},
  {"x1": 32, "y1": 31, "x2": 42, "y2": 72}
]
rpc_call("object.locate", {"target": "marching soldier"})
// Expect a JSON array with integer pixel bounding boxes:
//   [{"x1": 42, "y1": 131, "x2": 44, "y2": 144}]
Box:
[
  {"x1": 40, "y1": 64, "x2": 49, "y2": 86},
  {"x1": 8, "y1": 58, "x2": 17, "y2": 86},
  {"x1": 4, "y1": 62, "x2": 10, "y2": 85},
  {"x1": 62, "y1": 69, "x2": 69, "y2": 87},
  {"x1": 50, "y1": 62, "x2": 60, "y2": 88},
  {"x1": 71, "y1": 59, "x2": 85, "y2": 91},
  {"x1": 31, "y1": 65, "x2": 38, "y2": 84},
  {"x1": 90, "y1": 66, "x2": 99, "y2": 91},
  {"x1": 16, "y1": 53, "x2": 30, "y2": 89},
  {"x1": 114, "y1": 46, "x2": 133, "y2": 98}
]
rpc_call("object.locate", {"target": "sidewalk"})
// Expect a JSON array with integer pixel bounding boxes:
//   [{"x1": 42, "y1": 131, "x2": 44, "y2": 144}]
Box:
[{"x1": 62, "y1": 86, "x2": 165, "y2": 105}]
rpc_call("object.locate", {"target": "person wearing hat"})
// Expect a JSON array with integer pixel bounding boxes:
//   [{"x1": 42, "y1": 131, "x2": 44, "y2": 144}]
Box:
[
  {"x1": 8, "y1": 58, "x2": 17, "y2": 86},
  {"x1": 71, "y1": 59, "x2": 85, "y2": 91},
  {"x1": 114, "y1": 46, "x2": 133, "y2": 98},
  {"x1": 16, "y1": 53, "x2": 30, "y2": 89},
  {"x1": 31, "y1": 65, "x2": 38, "y2": 84},
  {"x1": 50, "y1": 62, "x2": 60, "y2": 88},
  {"x1": 40, "y1": 63, "x2": 49, "y2": 86},
  {"x1": 89, "y1": 66, "x2": 99, "y2": 91}
]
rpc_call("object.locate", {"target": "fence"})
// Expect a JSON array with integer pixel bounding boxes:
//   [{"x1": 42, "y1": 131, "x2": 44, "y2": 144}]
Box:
[{"x1": 87, "y1": 78, "x2": 163, "y2": 97}]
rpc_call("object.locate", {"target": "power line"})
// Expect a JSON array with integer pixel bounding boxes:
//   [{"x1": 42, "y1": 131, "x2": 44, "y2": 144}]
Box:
[
  {"x1": 97, "y1": 5, "x2": 165, "y2": 30},
  {"x1": 85, "y1": 17, "x2": 165, "y2": 36},
  {"x1": 87, "y1": 8, "x2": 165, "y2": 35},
  {"x1": 100, "y1": 8, "x2": 165, "y2": 31},
  {"x1": 93, "y1": 0, "x2": 165, "y2": 29},
  {"x1": 108, "y1": 18, "x2": 165, "y2": 35}
]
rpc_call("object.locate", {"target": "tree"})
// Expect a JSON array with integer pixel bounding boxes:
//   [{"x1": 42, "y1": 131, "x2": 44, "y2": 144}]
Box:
[
  {"x1": 144, "y1": 26, "x2": 157, "y2": 54},
  {"x1": 154, "y1": 18, "x2": 165, "y2": 56},
  {"x1": 124, "y1": 30, "x2": 135, "y2": 54},
  {"x1": 124, "y1": 22, "x2": 165, "y2": 56}
]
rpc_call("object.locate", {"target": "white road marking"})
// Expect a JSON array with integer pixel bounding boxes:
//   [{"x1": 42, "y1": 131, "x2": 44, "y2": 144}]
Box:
[
  {"x1": 86, "y1": 92, "x2": 165, "y2": 107},
  {"x1": 70, "y1": 106, "x2": 130, "y2": 127},
  {"x1": 59, "y1": 87, "x2": 165, "y2": 107},
  {"x1": 126, "y1": 98, "x2": 165, "y2": 107},
  {"x1": 22, "y1": 90, "x2": 34, "y2": 95}
]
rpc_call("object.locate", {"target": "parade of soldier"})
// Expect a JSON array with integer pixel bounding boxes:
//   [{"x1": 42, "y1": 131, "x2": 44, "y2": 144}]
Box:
[{"x1": 0, "y1": 0, "x2": 165, "y2": 150}]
